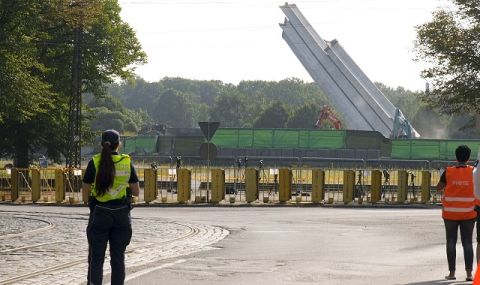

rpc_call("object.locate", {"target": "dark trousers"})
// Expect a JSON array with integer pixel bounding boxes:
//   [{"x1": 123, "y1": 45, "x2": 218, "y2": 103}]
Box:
[
  {"x1": 87, "y1": 204, "x2": 132, "y2": 285},
  {"x1": 444, "y1": 218, "x2": 475, "y2": 271}
]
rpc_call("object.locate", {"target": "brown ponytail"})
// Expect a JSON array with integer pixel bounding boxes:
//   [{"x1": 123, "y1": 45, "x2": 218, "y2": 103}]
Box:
[{"x1": 95, "y1": 141, "x2": 116, "y2": 196}]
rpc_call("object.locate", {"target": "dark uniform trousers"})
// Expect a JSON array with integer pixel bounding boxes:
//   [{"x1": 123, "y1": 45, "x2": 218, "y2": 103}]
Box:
[{"x1": 87, "y1": 203, "x2": 132, "y2": 285}]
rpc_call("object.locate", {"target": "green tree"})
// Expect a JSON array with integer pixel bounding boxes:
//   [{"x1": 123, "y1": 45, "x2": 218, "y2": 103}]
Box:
[
  {"x1": 154, "y1": 89, "x2": 193, "y2": 128},
  {"x1": 0, "y1": 1, "x2": 61, "y2": 166},
  {"x1": 375, "y1": 83, "x2": 422, "y2": 120},
  {"x1": 414, "y1": 1, "x2": 480, "y2": 114},
  {"x1": 286, "y1": 104, "x2": 321, "y2": 128},
  {"x1": 89, "y1": 107, "x2": 125, "y2": 131},
  {"x1": 161, "y1": 77, "x2": 223, "y2": 106},
  {"x1": 109, "y1": 77, "x2": 161, "y2": 114},
  {"x1": 0, "y1": 0, "x2": 146, "y2": 167},
  {"x1": 253, "y1": 101, "x2": 290, "y2": 128},
  {"x1": 86, "y1": 94, "x2": 152, "y2": 133},
  {"x1": 192, "y1": 103, "x2": 210, "y2": 124},
  {"x1": 209, "y1": 89, "x2": 248, "y2": 127}
]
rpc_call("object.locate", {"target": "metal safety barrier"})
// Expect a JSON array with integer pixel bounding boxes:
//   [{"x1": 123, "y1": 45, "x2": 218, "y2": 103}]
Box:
[
  {"x1": 0, "y1": 162, "x2": 445, "y2": 205},
  {"x1": 0, "y1": 168, "x2": 83, "y2": 204}
]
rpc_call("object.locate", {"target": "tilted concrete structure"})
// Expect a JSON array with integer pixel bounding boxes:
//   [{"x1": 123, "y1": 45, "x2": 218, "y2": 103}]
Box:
[{"x1": 279, "y1": 3, "x2": 418, "y2": 138}]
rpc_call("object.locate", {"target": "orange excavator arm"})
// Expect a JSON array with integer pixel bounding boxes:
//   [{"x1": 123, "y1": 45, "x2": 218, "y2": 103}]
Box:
[{"x1": 315, "y1": 106, "x2": 342, "y2": 130}]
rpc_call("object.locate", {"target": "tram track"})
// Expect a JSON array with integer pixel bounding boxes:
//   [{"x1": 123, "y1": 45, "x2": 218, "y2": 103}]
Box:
[
  {"x1": 0, "y1": 217, "x2": 203, "y2": 285},
  {"x1": 0, "y1": 212, "x2": 87, "y2": 254},
  {"x1": 0, "y1": 215, "x2": 55, "y2": 239}
]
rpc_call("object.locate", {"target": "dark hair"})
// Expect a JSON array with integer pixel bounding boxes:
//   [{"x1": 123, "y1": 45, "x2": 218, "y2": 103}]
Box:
[
  {"x1": 455, "y1": 145, "x2": 471, "y2": 163},
  {"x1": 95, "y1": 130, "x2": 120, "y2": 196}
]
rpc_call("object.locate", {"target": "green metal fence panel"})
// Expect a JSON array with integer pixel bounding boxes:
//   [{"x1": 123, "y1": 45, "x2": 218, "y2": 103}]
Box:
[
  {"x1": 211, "y1": 129, "x2": 239, "y2": 148},
  {"x1": 253, "y1": 129, "x2": 273, "y2": 148},
  {"x1": 122, "y1": 135, "x2": 158, "y2": 154},
  {"x1": 272, "y1": 129, "x2": 299, "y2": 148},
  {"x1": 212, "y1": 128, "x2": 346, "y2": 149},
  {"x1": 391, "y1": 140, "x2": 411, "y2": 159},
  {"x1": 238, "y1": 129, "x2": 254, "y2": 148},
  {"x1": 298, "y1": 130, "x2": 310, "y2": 148},
  {"x1": 392, "y1": 139, "x2": 480, "y2": 160},
  {"x1": 408, "y1": 140, "x2": 440, "y2": 160},
  {"x1": 443, "y1": 140, "x2": 480, "y2": 160}
]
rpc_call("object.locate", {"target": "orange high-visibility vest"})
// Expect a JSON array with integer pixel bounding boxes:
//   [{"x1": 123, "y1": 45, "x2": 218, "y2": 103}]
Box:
[{"x1": 442, "y1": 166, "x2": 475, "y2": 220}]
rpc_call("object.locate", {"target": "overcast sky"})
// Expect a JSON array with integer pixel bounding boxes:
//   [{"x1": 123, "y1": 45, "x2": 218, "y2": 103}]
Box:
[{"x1": 119, "y1": 0, "x2": 448, "y2": 91}]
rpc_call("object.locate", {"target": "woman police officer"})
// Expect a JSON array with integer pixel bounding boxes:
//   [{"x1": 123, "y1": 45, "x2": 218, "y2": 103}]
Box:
[{"x1": 82, "y1": 129, "x2": 139, "y2": 285}]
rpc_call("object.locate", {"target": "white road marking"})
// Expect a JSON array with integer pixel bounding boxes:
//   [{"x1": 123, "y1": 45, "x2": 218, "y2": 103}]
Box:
[{"x1": 125, "y1": 259, "x2": 187, "y2": 282}]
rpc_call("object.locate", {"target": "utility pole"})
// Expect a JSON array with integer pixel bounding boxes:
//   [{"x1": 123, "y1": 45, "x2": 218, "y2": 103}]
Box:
[
  {"x1": 63, "y1": 0, "x2": 101, "y2": 168},
  {"x1": 66, "y1": 26, "x2": 82, "y2": 169}
]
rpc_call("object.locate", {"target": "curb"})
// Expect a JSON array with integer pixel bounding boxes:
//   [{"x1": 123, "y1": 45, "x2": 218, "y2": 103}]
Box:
[{"x1": 0, "y1": 201, "x2": 443, "y2": 209}]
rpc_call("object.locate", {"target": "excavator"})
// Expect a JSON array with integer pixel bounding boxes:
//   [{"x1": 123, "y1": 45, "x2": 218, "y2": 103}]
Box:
[
  {"x1": 315, "y1": 105, "x2": 415, "y2": 138},
  {"x1": 314, "y1": 105, "x2": 342, "y2": 130}
]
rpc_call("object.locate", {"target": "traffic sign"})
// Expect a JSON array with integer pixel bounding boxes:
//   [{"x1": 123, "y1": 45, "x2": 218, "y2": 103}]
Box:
[
  {"x1": 199, "y1": 142, "x2": 217, "y2": 160},
  {"x1": 198, "y1": 122, "x2": 220, "y2": 142}
]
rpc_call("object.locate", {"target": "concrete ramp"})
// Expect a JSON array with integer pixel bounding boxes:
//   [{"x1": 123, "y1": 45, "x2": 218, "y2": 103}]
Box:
[{"x1": 279, "y1": 3, "x2": 418, "y2": 138}]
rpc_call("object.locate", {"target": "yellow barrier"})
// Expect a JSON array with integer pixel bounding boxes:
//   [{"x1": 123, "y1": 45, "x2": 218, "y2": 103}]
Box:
[
  {"x1": 31, "y1": 169, "x2": 40, "y2": 203},
  {"x1": 245, "y1": 168, "x2": 259, "y2": 203},
  {"x1": 421, "y1": 171, "x2": 431, "y2": 203},
  {"x1": 54, "y1": 169, "x2": 65, "y2": 203},
  {"x1": 311, "y1": 169, "x2": 324, "y2": 203},
  {"x1": 370, "y1": 170, "x2": 382, "y2": 203},
  {"x1": 211, "y1": 169, "x2": 225, "y2": 203},
  {"x1": 343, "y1": 170, "x2": 354, "y2": 204},
  {"x1": 144, "y1": 169, "x2": 157, "y2": 203},
  {"x1": 11, "y1": 169, "x2": 19, "y2": 202},
  {"x1": 397, "y1": 170, "x2": 408, "y2": 203},
  {"x1": 0, "y1": 166, "x2": 442, "y2": 206},
  {"x1": 279, "y1": 168, "x2": 292, "y2": 203},
  {"x1": 177, "y1": 169, "x2": 191, "y2": 203}
]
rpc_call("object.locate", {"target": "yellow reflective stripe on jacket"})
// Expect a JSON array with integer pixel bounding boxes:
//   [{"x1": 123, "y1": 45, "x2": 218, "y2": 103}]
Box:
[
  {"x1": 443, "y1": 206, "x2": 475, "y2": 212},
  {"x1": 443, "y1": 197, "x2": 475, "y2": 202},
  {"x1": 91, "y1": 153, "x2": 131, "y2": 202}
]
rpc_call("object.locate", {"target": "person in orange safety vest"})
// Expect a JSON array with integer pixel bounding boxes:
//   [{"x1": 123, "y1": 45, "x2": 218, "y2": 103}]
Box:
[{"x1": 437, "y1": 145, "x2": 475, "y2": 281}]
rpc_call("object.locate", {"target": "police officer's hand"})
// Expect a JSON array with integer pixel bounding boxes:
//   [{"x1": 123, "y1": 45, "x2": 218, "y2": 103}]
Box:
[
  {"x1": 126, "y1": 187, "x2": 133, "y2": 210},
  {"x1": 88, "y1": 197, "x2": 96, "y2": 211}
]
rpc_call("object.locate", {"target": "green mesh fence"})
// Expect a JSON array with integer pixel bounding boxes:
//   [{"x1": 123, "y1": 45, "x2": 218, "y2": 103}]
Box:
[
  {"x1": 211, "y1": 128, "x2": 346, "y2": 149},
  {"x1": 392, "y1": 139, "x2": 480, "y2": 160},
  {"x1": 95, "y1": 130, "x2": 480, "y2": 161},
  {"x1": 122, "y1": 135, "x2": 158, "y2": 154}
]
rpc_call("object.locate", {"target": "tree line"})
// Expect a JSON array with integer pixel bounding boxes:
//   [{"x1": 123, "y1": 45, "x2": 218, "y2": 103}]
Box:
[{"x1": 91, "y1": 77, "x2": 476, "y2": 140}]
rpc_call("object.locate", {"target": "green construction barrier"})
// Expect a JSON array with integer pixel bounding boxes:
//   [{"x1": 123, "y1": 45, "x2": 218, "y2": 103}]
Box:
[
  {"x1": 392, "y1": 139, "x2": 480, "y2": 160},
  {"x1": 211, "y1": 128, "x2": 346, "y2": 150},
  {"x1": 122, "y1": 135, "x2": 158, "y2": 154}
]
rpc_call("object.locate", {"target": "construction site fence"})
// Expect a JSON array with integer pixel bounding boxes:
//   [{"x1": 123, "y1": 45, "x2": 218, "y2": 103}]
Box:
[
  {"x1": 0, "y1": 163, "x2": 446, "y2": 205},
  {"x1": 132, "y1": 155, "x2": 452, "y2": 170},
  {"x1": 98, "y1": 129, "x2": 480, "y2": 161}
]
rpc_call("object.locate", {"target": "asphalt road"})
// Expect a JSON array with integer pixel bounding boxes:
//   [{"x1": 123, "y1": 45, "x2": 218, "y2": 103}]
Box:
[
  {"x1": 0, "y1": 205, "x2": 475, "y2": 285},
  {"x1": 126, "y1": 207, "x2": 473, "y2": 285}
]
